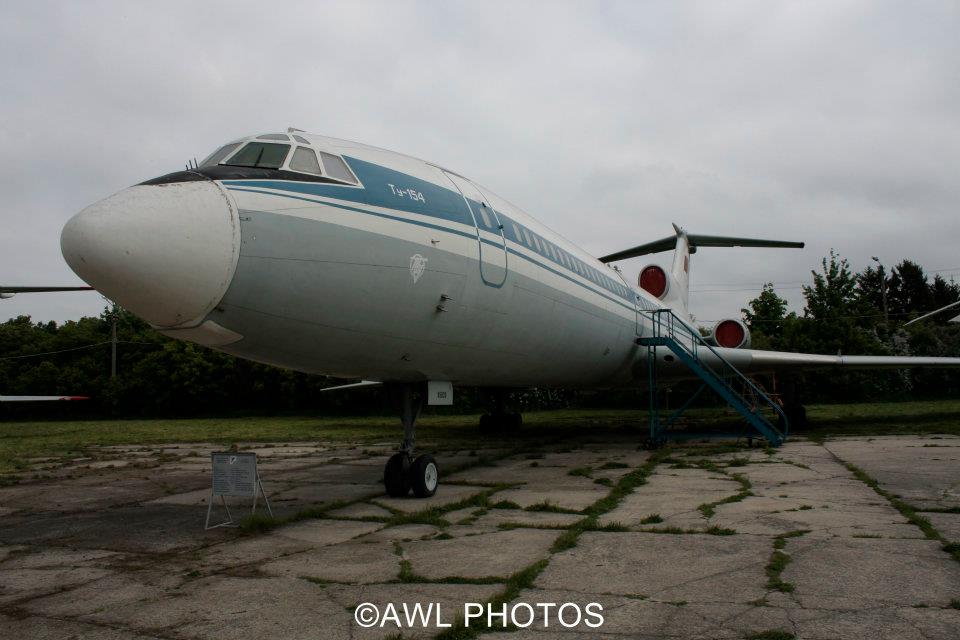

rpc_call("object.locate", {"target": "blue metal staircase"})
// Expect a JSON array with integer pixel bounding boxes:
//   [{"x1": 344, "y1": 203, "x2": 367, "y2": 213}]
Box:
[{"x1": 637, "y1": 309, "x2": 789, "y2": 447}]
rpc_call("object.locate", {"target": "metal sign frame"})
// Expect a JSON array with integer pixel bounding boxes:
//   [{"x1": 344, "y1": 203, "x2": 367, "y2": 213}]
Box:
[{"x1": 205, "y1": 451, "x2": 272, "y2": 530}]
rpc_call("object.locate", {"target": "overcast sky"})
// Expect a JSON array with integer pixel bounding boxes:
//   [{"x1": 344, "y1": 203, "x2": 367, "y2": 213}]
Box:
[{"x1": 2, "y1": 1, "x2": 958, "y2": 325}]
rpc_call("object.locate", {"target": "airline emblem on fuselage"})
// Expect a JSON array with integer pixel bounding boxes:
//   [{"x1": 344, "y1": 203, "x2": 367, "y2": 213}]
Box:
[{"x1": 410, "y1": 254, "x2": 428, "y2": 283}]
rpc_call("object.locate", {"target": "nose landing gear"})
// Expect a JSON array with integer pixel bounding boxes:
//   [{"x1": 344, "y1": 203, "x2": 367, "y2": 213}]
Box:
[{"x1": 383, "y1": 384, "x2": 439, "y2": 498}]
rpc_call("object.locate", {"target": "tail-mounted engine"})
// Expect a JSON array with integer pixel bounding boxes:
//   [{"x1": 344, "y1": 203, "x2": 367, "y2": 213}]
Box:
[{"x1": 638, "y1": 264, "x2": 669, "y2": 299}]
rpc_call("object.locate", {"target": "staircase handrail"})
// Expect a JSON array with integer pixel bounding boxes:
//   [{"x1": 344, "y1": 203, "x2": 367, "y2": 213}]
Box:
[{"x1": 641, "y1": 308, "x2": 789, "y2": 439}]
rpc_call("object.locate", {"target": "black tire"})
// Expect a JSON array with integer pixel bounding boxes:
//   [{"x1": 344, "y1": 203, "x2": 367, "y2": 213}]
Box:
[
  {"x1": 410, "y1": 454, "x2": 439, "y2": 498},
  {"x1": 384, "y1": 453, "x2": 411, "y2": 497}
]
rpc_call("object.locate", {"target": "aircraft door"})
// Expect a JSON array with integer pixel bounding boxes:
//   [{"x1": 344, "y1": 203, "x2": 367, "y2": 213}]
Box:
[{"x1": 442, "y1": 171, "x2": 508, "y2": 287}]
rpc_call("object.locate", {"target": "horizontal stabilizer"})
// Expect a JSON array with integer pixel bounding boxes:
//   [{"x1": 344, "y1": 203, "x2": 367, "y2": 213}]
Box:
[{"x1": 599, "y1": 228, "x2": 804, "y2": 263}]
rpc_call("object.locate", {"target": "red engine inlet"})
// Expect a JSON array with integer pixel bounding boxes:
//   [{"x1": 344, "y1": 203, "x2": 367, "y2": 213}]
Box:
[
  {"x1": 712, "y1": 319, "x2": 750, "y2": 349},
  {"x1": 639, "y1": 265, "x2": 668, "y2": 299}
]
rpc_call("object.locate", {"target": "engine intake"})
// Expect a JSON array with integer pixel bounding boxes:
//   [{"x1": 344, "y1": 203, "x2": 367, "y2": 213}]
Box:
[
  {"x1": 711, "y1": 319, "x2": 751, "y2": 349},
  {"x1": 638, "y1": 264, "x2": 669, "y2": 299}
]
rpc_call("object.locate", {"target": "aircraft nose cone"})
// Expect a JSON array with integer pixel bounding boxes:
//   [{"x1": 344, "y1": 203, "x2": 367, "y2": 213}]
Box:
[{"x1": 61, "y1": 181, "x2": 240, "y2": 328}]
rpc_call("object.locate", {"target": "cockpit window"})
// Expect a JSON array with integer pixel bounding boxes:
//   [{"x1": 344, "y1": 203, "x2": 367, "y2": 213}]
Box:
[
  {"x1": 320, "y1": 151, "x2": 358, "y2": 184},
  {"x1": 289, "y1": 146, "x2": 322, "y2": 175},
  {"x1": 292, "y1": 134, "x2": 310, "y2": 144},
  {"x1": 199, "y1": 142, "x2": 241, "y2": 168},
  {"x1": 256, "y1": 133, "x2": 290, "y2": 141},
  {"x1": 224, "y1": 142, "x2": 290, "y2": 169}
]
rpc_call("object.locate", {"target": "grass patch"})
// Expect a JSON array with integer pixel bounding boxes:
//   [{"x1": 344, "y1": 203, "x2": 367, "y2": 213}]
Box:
[
  {"x1": 524, "y1": 501, "x2": 579, "y2": 514},
  {"x1": 598, "y1": 461, "x2": 629, "y2": 469},
  {"x1": 704, "y1": 525, "x2": 737, "y2": 536},
  {"x1": 697, "y1": 472, "x2": 753, "y2": 518},
  {"x1": 585, "y1": 521, "x2": 630, "y2": 532},
  {"x1": 5, "y1": 400, "x2": 960, "y2": 477},
  {"x1": 567, "y1": 466, "x2": 592, "y2": 478},
  {"x1": 593, "y1": 477, "x2": 613, "y2": 487},
  {"x1": 765, "y1": 530, "x2": 808, "y2": 592},
  {"x1": 640, "y1": 514, "x2": 663, "y2": 524}
]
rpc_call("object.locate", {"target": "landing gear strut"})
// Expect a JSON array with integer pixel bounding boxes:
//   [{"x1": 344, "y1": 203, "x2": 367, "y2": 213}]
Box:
[{"x1": 383, "y1": 384, "x2": 439, "y2": 498}]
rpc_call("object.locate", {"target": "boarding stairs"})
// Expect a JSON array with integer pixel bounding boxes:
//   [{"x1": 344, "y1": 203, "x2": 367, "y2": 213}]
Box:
[{"x1": 637, "y1": 309, "x2": 788, "y2": 447}]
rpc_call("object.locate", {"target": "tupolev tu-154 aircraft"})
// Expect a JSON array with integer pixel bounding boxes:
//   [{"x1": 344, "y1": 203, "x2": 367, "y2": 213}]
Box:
[{"x1": 58, "y1": 130, "x2": 960, "y2": 498}]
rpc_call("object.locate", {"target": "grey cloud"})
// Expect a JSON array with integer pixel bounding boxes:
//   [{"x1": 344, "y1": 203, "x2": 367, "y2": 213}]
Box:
[{"x1": 1, "y1": 0, "x2": 957, "y2": 327}]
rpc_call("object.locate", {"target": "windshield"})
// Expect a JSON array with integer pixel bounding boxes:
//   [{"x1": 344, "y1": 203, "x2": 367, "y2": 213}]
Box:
[
  {"x1": 199, "y1": 142, "x2": 241, "y2": 168},
  {"x1": 223, "y1": 142, "x2": 291, "y2": 169}
]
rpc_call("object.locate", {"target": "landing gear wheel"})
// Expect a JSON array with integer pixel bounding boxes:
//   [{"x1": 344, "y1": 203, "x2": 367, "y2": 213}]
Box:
[
  {"x1": 384, "y1": 452, "x2": 411, "y2": 497},
  {"x1": 410, "y1": 454, "x2": 439, "y2": 498}
]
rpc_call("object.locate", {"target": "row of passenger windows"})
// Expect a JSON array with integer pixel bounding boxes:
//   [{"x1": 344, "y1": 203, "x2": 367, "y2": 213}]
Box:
[
  {"x1": 199, "y1": 139, "x2": 358, "y2": 185},
  {"x1": 502, "y1": 219, "x2": 631, "y2": 301}
]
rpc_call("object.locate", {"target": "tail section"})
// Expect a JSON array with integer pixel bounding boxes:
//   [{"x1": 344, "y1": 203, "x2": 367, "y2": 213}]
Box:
[
  {"x1": 663, "y1": 224, "x2": 691, "y2": 318},
  {"x1": 598, "y1": 224, "x2": 804, "y2": 321}
]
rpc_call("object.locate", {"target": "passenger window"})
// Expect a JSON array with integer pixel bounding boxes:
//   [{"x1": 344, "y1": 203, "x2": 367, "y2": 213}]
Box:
[
  {"x1": 522, "y1": 228, "x2": 533, "y2": 247},
  {"x1": 512, "y1": 222, "x2": 522, "y2": 241},
  {"x1": 225, "y1": 142, "x2": 291, "y2": 169},
  {"x1": 290, "y1": 147, "x2": 322, "y2": 175},
  {"x1": 320, "y1": 152, "x2": 358, "y2": 184}
]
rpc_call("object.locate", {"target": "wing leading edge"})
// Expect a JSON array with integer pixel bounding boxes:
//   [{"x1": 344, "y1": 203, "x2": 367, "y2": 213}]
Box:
[{"x1": 729, "y1": 350, "x2": 960, "y2": 373}]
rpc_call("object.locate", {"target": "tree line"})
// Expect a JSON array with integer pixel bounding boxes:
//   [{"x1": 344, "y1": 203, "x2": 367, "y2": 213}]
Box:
[{"x1": 1, "y1": 252, "x2": 958, "y2": 419}]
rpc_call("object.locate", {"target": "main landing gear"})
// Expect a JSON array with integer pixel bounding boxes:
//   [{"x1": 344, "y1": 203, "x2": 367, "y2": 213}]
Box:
[{"x1": 383, "y1": 384, "x2": 439, "y2": 498}]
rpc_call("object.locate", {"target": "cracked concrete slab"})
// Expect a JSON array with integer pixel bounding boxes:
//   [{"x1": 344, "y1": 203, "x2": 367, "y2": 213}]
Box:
[
  {"x1": 0, "y1": 614, "x2": 158, "y2": 639},
  {"x1": 260, "y1": 540, "x2": 401, "y2": 583},
  {"x1": 505, "y1": 589, "x2": 794, "y2": 639},
  {"x1": 927, "y1": 512, "x2": 960, "y2": 542},
  {"x1": 536, "y1": 532, "x2": 770, "y2": 603},
  {"x1": 404, "y1": 529, "x2": 557, "y2": 579},
  {"x1": 784, "y1": 537, "x2": 960, "y2": 609},
  {"x1": 2, "y1": 434, "x2": 958, "y2": 639},
  {"x1": 599, "y1": 468, "x2": 738, "y2": 528},
  {"x1": 711, "y1": 496, "x2": 922, "y2": 538},
  {"x1": 825, "y1": 436, "x2": 960, "y2": 510}
]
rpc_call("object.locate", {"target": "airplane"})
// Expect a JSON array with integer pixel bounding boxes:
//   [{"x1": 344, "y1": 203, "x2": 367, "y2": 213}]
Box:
[{"x1": 57, "y1": 129, "x2": 960, "y2": 499}]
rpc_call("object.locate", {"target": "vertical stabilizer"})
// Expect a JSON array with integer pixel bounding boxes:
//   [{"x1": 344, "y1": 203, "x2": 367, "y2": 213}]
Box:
[{"x1": 663, "y1": 223, "x2": 691, "y2": 319}]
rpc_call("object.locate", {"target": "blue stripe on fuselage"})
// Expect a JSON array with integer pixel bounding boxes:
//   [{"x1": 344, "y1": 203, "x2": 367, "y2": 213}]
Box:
[
  {"x1": 222, "y1": 156, "x2": 647, "y2": 310},
  {"x1": 226, "y1": 185, "x2": 644, "y2": 317}
]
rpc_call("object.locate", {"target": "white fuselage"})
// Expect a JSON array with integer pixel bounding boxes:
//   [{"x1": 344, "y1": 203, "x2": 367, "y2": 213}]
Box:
[{"x1": 58, "y1": 133, "x2": 757, "y2": 388}]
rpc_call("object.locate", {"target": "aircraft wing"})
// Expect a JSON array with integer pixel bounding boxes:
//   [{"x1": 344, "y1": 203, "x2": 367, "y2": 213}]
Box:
[
  {"x1": 708, "y1": 349, "x2": 960, "y2": 373},
  {"x1": 1, "y1": 285, "x2": 94, "y2": 299},
  {"x1": 0, "y1": 395, "x2": 90, "y2": 402}
]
